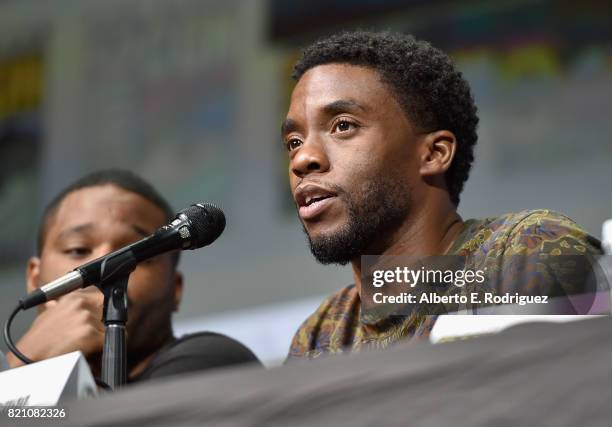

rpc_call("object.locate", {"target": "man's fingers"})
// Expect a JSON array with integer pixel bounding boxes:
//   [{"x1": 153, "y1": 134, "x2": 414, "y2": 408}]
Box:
[
  {"x1": 41, "y1": 289, "x2": 105, "y2": 321},
  {"x1": 42, "y1": 299, "x2": 58, "y2": 309},
  {"x1": 77, "y1": 286, "x2": 103, "y2": 296},
  {"x1": 64, "y1": 288, "x2": 104, "y2": 305}
]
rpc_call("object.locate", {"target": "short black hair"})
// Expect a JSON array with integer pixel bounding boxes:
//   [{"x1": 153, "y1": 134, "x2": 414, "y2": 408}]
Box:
[
  {"x1": 37, "y1": 169, "x2": 180, "y2": 266},
  {"x1": 292, "y1": 31, "x2": 479, "y2": 206}
]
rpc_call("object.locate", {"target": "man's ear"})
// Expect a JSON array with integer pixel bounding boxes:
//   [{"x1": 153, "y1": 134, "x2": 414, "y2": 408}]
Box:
[
  {"x1": 419, "y1": 130, "x2": 457, "y2": 177},
  {"x1": 172, "y1": 271, "x2": 184, "y2": 312},
  {"x1": 26, "y1": 256, "x2": 41, "y2": 293}
]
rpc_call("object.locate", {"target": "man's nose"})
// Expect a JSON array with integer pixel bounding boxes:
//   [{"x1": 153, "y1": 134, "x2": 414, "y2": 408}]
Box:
[
  {"x1": 290, "y1": 137, "x2": 330, "y2": 178},
  {"x1": 93, "y1": 244, "x2": 115, "y2": 260}
]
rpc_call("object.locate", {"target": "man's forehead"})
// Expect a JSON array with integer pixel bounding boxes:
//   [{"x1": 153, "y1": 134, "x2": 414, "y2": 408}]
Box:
[
  {"x1": 47, "y1": 185, "x2": 166, "y2": 235},
  {"x1": 287, "y1": 63, "x2": 397, "y2": 120},
  {"x1": 293, "y1": 64, "x2": 385, "y2": 98}
]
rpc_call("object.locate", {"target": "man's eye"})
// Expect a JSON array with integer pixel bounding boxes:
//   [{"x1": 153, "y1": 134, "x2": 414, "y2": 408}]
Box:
[
  {"x1": 286, "y1": 138, "x2": 302, "y2": 151},
  {"x1": 332, "y1": 120, "x2": 357, "y2": 133},
  {"x1": 63, "y1": 247, "x2": 91, "y2": 257}
]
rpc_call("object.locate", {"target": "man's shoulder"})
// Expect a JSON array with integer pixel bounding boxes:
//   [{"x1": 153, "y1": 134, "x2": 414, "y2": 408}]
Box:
[
  {"x1": 457, "y1": 209, "x2": 603, "y2": 297},
  {"x1": 133, "y1": 332, "x2": 261, "y2": 382},
  {"x1": 456, "y1": 209, "x2": 602, "y2": 256}
]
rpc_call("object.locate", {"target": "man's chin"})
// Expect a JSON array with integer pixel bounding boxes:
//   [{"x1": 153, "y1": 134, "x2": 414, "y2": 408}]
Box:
[
  {"x1": 304, "y1": 230, "x2": 336, "y2": 248},
  {"x1": 302, "y1": 219, "x2": 344, "y2": 241},
  {"x1": 306, "y1": 232, "x2": 358, "y2": 266}
]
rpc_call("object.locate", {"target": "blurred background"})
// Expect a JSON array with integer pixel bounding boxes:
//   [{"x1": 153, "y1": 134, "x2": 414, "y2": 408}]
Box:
[{"x1": 0, "y1": 0, "x2": 610, "y2": 365}]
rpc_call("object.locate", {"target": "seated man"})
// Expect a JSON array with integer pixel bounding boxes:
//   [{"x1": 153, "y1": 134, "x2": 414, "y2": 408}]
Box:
[
  {"x1": 6, "y1": 169, "x2": 260, "y2": 381},
  {"x1": 282, "y1": 31, "x2": 603, "y2": 359}
]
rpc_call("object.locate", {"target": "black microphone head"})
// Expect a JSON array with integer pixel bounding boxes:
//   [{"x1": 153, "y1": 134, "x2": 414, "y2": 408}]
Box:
[{"x1": 179, "y1": 203, "x2": 226, "y2": 248}]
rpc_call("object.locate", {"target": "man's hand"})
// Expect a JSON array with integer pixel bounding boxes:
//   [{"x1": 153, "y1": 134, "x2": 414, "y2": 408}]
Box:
[{"x1": 6, "y1": 288, "x2": 105, "y2": 369}]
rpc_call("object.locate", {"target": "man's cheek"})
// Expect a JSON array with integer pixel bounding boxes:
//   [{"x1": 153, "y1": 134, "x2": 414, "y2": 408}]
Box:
[
  {"x1": 130, "y1": 275, "x2": 172, "y2": 303},
  {"x1": 39, "y1": 255, "x2": 76, "y2": 282},
  {"x1": 128, "y1": 285, "x2": 159, "y2": 304}
]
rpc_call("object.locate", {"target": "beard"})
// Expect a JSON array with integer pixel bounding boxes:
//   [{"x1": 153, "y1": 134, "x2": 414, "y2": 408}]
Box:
[
  {"x1": 301, "y1": 175, "x2": 412, "y2": 265},
  {"x1": 126, "y1": 300, "x2": 174, "y2": 371}
]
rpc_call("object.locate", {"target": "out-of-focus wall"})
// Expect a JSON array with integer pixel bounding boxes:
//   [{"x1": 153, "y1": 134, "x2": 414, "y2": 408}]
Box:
[{"x1": 0, "y1": 0, "x2": 611, "y2": 354}]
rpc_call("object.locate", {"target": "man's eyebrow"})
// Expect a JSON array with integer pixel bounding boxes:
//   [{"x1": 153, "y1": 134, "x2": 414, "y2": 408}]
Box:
[
  {"x1": 57, "y1": 223, "x2": 95, "y2": 240},
  {"x1": 281, "y1": 118, "x2": 299, "y2": 137},
  {"x1": 321, "y1": 99, "x2": 368, "y2": 116},
  {"x1": 56, "y1": 223, "x2": 152, "y2": 240},
  {"x1": 281, "y1": 99, "x2": 368, "y2": 137}
]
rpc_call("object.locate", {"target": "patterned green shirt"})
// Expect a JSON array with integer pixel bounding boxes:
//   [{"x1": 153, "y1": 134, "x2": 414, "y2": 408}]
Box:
[{"x1": 288, "y1": 210, "x2": 603, "y2": 359}]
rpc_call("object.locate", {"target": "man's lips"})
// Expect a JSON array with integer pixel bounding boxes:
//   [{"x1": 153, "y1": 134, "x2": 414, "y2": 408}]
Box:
[
  {"x1": 298, "y1": 196, "x2": 336, "y2": 220},
  {"x1": 294, "y1": 184, "x2": 338, "y2": 221}
]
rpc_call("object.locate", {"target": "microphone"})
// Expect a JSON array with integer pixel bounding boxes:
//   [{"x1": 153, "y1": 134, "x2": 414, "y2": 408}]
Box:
[{"x1": 20, "y1": 203, "x2": 225, "y2": 310}]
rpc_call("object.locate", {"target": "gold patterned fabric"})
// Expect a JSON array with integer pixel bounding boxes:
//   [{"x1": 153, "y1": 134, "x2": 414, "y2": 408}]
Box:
[{"x1": 287, "y1": 210, "x2": 603, "y2": 360}]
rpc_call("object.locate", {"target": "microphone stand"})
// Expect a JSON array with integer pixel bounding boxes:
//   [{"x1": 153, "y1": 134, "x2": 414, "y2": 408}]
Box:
[{"x1": 96, "y1": 250, "x2": 137, "y2": 390}]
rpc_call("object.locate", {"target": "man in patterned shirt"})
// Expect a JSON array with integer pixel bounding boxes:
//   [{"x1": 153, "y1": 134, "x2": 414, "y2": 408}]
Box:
[{"x1": 281, "y1": 31, "x2": 603, "y2": 359}]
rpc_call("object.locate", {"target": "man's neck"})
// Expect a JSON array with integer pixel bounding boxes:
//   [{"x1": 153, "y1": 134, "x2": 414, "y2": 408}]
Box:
[{"x1": 351, "y1": 195, "x2": 464, "y2": 295}]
